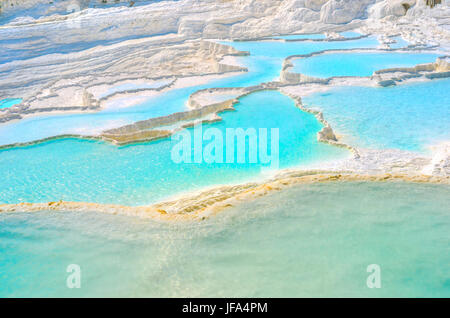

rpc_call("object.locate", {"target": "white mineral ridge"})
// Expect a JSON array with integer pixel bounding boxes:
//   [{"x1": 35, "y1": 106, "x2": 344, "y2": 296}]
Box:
[
  {"x1": 320, "y1": 0, "x2": 375, "y2": 24},
  {"x1": 369, "y1": 0, "x2": 416, "y2": 19},
  {"x1": 1, "y1": 0, "x2": 449, "y2": 124},
  {"x1": 1, "y1": 0, "x2": 449, "y2": 42}
]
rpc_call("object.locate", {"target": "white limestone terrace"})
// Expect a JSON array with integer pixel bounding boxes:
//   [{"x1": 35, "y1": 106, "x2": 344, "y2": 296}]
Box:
[
  {"x1": 280, "y1": 48, "x2": 449, "y2": 85},
  {"x1": 1, "y1": 55, "x2": 447, "y2": 151},
  {"x1": 0, "y1": 0, "x2": 448, "y2": 119},
  {"x1": 0, "y1": 0, "x2": 449, "y2": 137},
  {"x1": 0, "y1": 0, "x2": 449, "y2": 218}
]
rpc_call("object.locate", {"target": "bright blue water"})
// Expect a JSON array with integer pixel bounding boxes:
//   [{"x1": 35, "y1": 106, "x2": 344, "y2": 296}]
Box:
[
  {"x1": 0, "y1": 98, "x2": 22, "y2": 109},
  {"x1": 1, "y1": 182, "x2": 448, "y2": 297},
  {"x1": 222, "y1": 36, "x2": 379, "y2": 59},
  {"x1": 293, "y1": 52, "x2": 439, "y2": 78},
  {"x1": 302, "y1": 79, "x2": 450, "y2": 152},
  {"x1": 0, "y1": 91, "x2": 348, "y2": 205},
  {"x1": 0, "y1": 55, "x2": 283, "y2": 145},
  {"x1": 0, "y1": 36, "x2": 381, "y2": 145}
]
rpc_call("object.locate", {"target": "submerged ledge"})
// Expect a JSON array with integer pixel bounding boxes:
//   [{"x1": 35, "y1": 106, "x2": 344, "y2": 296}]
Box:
[{"x1": 0, "y1": 172, "x2": 448, "y2": 221}]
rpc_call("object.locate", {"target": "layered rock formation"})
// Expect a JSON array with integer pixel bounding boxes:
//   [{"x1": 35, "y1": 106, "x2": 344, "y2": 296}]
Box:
[
  {"x1": 0, "y1": 0, "x2": 149, "y2": 17},
  {"x1": 0, "y1": 0, "x2": 449, "y2": 218},
  {"x1": 0, "y1": 38, "x2": 246, "y2": 123},
  {"x1": 1, "y1": 0, "x2": 449, "y2": 128}
]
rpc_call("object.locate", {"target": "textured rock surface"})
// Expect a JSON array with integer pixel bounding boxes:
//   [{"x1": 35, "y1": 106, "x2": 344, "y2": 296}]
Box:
[
  {"x1": 320, "y1": 0, "x2": 375, "y2": 24},
  {"x1": 364, "y1": 0, "x2": 450, "y2": 48},
  {"x1": 0, "y1": 0, "x2": 449, "y2": 217},
  {"x1": 0, "y1": 37, "x2": 246, "y2": 122},
  {"x1": 369, "y1": 0, "x2": 417, "y2": 19},
  {"x1": 1, "y1": 0, "x2": 449, "y2": 124},
  {"x1": 1, "y1": 171, "x2": 448, "y2": 219}
]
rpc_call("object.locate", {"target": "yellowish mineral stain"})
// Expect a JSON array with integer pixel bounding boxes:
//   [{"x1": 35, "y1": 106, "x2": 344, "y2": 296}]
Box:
[{"x1": 1, "y1": 172, "x2": 448, "y2": 222}]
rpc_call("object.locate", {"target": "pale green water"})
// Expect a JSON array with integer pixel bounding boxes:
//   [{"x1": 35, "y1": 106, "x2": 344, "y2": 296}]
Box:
[
  {"x1": 1, "y1": 182, "x2": 448, "y2": 297},
  {"x1": 1, "y1": 34, "x2": 448, "y2": 299},
  {"x1": 0, "y1": 31, "x2": 385, "y2": 206},
  {"x1": 293, "y1": 52, "x2": 439, "y2": 78},
  {"x1": 302, "y1": 79, "x2": 450, "y2": 152}
]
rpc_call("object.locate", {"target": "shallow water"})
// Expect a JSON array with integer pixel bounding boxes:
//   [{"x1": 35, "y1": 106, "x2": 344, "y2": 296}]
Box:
[
  {"x1": 221, "y1": 36, "x2": 379, "y2": 59},
  {"x1": 1, "y1": 25, "x2": 449, "y2": 299},
  {"x1": 302, "y1": 79, "x2": 450, "y2": 152},
  {"x1": 0, "y1": 56, "x2": 281, "y2": 145},
  {"x1": 1, "y1": 182, "x2": 448, "y2": 297},
  {"x1": 0, "y1": 90, "x2": 348, "y2": 205},
  {"x1": 0, "y1": 36, "x2": 381, "y2": 145},
  {"x1": 0, "y1": 36, "x2": 391, "y2": 206},
  {"x1": 292, "y1": 52, "x2": 439, "y2": 78},
  {"x1": 0, "y1": 98, "x2": 22, "y2": 109}
]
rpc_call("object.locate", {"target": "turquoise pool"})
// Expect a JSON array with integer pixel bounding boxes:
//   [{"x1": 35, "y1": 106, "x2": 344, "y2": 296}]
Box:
[
  {"x1": 1, "y1": 182, "x2": 448, "y2": 297},
  {"x1": 0, "y1": 91, "x2": 348, "y2": 205},
  {"x1": 302, "y1": 79, "x2": 450, "y2": 152},
  {"x1": 0, "y1": 26, "x2": 448, "y2": 300},
  {"x1": 221, "y1": 36, "x2": 379, "y2": 59},
  {"x1": 0, "y1": 36, "x2": 382, "y2": 146},
  {"x1": 0, "y1": 98, "x2": 22, "y2": 109},
  {"x1": 292, "y1": 52, "x2": 439, "y2": 78}
]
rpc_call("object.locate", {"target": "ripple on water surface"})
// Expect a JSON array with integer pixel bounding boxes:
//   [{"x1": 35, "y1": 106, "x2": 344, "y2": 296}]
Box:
[{"x1": 0, "y1": 182, "x2": 448, "y2": 297}]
